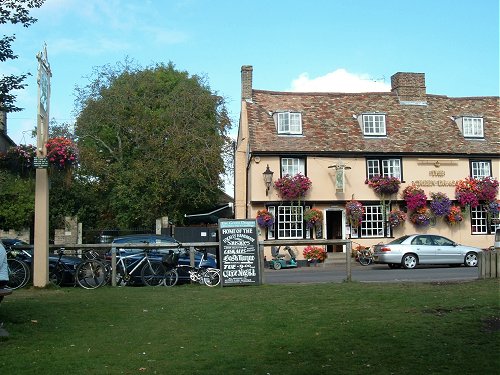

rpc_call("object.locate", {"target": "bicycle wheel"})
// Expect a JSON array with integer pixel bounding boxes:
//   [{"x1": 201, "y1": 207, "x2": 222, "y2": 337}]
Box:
[
  {"x1": 75, "y1": 260, "x2": 107, "y2": 289},
  {"x1": 358, "y1": 256, "x2": 372, "y2": 266},
  {"x1": 202, "y1": 268, "x2": 220, "y2": 287},
  {"x1": 7, "y1": 258, "x2": 30, "y2": 289},
  {"x1": 163, "y1": 268, "x2": 179, "y2": 287},
  {"x1": 141, "y1": 261, "x2": 166, "y2": 286},
  {"x1": 49, "y1": 267, "x2": 63, "y2": 286}
]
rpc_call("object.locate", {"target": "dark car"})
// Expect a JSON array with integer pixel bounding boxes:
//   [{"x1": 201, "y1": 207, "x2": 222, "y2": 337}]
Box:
[
  {"x1": 109, "y1": 234, "x2": 217, "y2": 284},
  {"x1": 2, "y1": 238, "x2": 82, "y2": 286},
  {"x1": 373, "y1": 234, "x2": 482, "y2": 269}
]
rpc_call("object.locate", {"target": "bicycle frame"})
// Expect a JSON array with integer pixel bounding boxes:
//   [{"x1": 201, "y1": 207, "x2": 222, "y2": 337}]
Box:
[{"x1": 115, "y1": 249, "x2": 153, "y2": 284}]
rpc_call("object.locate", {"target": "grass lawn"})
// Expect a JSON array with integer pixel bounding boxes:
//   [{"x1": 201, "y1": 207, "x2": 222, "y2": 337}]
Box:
[{"x1": 0, "y1": 279, "x2": 499, "y2": 375}]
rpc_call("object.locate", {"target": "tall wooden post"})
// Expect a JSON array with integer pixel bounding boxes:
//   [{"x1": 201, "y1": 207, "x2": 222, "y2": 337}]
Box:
[{"x1": 33, "y1": 44, "x2": 51, "y2": 287}]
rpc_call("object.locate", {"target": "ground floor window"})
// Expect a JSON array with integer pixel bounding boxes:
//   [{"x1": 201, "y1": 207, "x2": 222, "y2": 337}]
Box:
[
  {"x1": 471, "y1": 205, "x2": 500, "y2": 234},
  {"x1": 360, "y1": 204, "x2": 387, "y2": 238},
  {"x1": 277, "y1": 206, "x2": 304, "y2": 239}
]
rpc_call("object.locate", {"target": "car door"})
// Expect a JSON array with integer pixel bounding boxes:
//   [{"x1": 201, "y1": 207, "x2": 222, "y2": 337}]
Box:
[
  {"x1": 431, "y1": 235, "x2": 462, "y2": 264},
  {"x1": 411, "y1": 235, "x2": 435, "y2": 264}
]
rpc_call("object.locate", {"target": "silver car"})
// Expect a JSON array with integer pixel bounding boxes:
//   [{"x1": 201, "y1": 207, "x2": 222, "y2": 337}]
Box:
[{"x1": 373, "y1": 234, "x2": 482, "y2": 269}]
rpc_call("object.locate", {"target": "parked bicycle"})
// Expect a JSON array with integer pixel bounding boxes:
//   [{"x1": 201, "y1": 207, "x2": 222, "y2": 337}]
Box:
[
  {"x1": 353, "y1": 243, "x2": 374, "y2": 266},
  {"x1": 162, "y1": 249, "x2": 220, "y2": 287},
  {"x1": 113, "y1": 247, "x2": 165, "y2": 287},
  {"x1": 5, "y1": 243, "x2": 34, "y2": 289},
  {"x1": 74, "y1": 250, "x2": 108, "y2": 289},
  {"x1": 6, "y1": 257, "x2": 30, "y2": 289}
]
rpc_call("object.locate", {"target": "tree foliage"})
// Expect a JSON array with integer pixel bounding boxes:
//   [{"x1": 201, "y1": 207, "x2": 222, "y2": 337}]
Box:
[
  {"x1": 74, "y1": 60, "x2": 232, "y2": 227},
  {"x1": 0, "y1": 169, "x2": 35, "y2": 229},
  {"x1": 0, "y1": 0, "x2": 45, "y2": 112}
]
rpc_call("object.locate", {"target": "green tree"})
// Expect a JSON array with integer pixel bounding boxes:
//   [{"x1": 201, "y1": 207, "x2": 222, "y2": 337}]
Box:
[
  {"x1": 74, "y1": 60, "x2": 232, "y2": 227},
  {"x1": 0, "y1": 169, "x2": 35, "y2": 229},
  {"x1": 0, "y1": 0, "x2": 45, "y2": 112}
]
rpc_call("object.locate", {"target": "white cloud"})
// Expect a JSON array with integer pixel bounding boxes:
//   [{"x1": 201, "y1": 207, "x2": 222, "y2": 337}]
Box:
[{"x1": 290, "y1": 68, "x2": 391, "y2": 93}]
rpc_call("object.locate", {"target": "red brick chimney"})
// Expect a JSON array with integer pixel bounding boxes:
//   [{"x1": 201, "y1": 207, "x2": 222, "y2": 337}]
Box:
[
  {"x1": 241, "y1": 65, "x2": 253, "y2": 102},
  {"x1": 391, "y1": 72, "x2": 426, "y2": 103}
]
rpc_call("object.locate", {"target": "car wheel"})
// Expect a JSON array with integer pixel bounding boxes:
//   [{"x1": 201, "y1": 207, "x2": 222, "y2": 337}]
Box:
[
  {"x1": 273, "y1": 262, "x2": 282, "y2": 270},
  {"x1": 464, "y1": 252, "x2": 478, "y2": 267},
  {"x1": 402, "y1": 254, "x2": 418, "y2": 269}
]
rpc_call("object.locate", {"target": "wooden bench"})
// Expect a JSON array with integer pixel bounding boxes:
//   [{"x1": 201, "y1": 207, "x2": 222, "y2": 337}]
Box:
[{"x1": 0, "y1": 288, "x2": 12, "y2": 303}]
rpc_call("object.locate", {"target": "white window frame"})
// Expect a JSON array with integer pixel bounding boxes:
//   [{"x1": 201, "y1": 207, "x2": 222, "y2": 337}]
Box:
[
  {"x1": 277, "y1": 206, "x2": 304, "y2": 239},
  {"x1": 281, "y1": 157, "x2": 305, "y2": 176},
  {"x1": 471, "y1": 160, "x2": 491, "y2": 179},
  {"x1": 277, "y1": 112, "x2": 302, "y2": 134},
  {"x1": 463, "y1": 117, "x2": 484, "y2": 138},
  {"x1": 362, "y1": 114, "x2": 386, "y2": 136},
  {"x1": 360, "y1": 204, "x2": 387, "y2": 238},
  {"x1": 471, "y1": 205, "x2": 500, "y2": 234},
  {"x1": 267, "y1": 206, "x2": 276, "y2": 239},
  {"x1": 366, "y1": 158, "x2": 401, "y2": 180}
]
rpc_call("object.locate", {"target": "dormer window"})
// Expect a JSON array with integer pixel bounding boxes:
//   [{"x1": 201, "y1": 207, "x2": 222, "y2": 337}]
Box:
[
  {"x1": 277, "y1": 112, "x2": 302, "y2": 134},
  {"x1": 462, "y1": 117, "x2": 484, "y2": 138},
  {"x1": 362, "y1": 114, "x2": 386, "y2": 136}
]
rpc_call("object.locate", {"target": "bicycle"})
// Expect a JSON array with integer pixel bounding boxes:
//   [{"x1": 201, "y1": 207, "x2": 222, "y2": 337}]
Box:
[
  {"x1": 162, "y1": 249, "x2": 220, "y2": 287},
  {"x1": 113, "y1": 247, "x2": 165, "y2": 287},
  {"x1": 74, "y1": 250, "x2": 108, "y2": 289},
  {"x1": 49, "y1": 249, "x2": 79, "y2": 286},
  {"x1": 7, "y1": 258, "x2": 30, "y2": 289},
  {"x1": 353, "y1": 243, "x2": 374, "y2": 266}
]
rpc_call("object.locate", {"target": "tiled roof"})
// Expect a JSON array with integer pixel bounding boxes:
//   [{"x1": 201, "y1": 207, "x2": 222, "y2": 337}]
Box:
[{"x1": 246, "y1": 90, "x2": 500, "y2": 156}]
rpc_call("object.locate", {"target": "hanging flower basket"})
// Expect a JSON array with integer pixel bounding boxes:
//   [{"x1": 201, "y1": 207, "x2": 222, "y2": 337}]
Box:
[
  {"x1": 485, "y1": 200, "x2": 500, "y2": 217},
  {"x1": 256, "y1": 209, "x2": 274, "y2": 228},
  {"x1": 388, "y1": 209, "x2": 406, "y2": 228},
  {"x1": 274, "y1": 173, "x2": 312, "y2": 201},
  {"x1": 410, "y1": 206, "x2": 432, "y2": 227},
  {"x1": 402, "y1": 184, "x2": 428, "y2": 211},
  {"x1": 455, "y1": 177, "x2": 480, "y2": 208},
  {"x1": 46, "y1": 137, "x2": 79, "y2": 170},
  {"x1": 0, "y1": 144, "x2": 36, "y2": 175},
  {"x1": 429, "y1": 192, "x2": 452, "y2": 217},
  {"x1": 346, "y1": 200, "x2": 364, "y2": 227},
  {"x1": 303, "y1": 208, "x2": 323, "y2": 229},
  {"x1": 445, "y1": 205, "x2": 464, "y2": 225},
  {"x1": 476, "y1": 176, "x2": 499, "y2": 202},
  {"x1": 302, "y1": 245, "x2": 327, "y2": 262},
  {"x1": 366, "y1": 175, "x2": 401, "y2": 195}
]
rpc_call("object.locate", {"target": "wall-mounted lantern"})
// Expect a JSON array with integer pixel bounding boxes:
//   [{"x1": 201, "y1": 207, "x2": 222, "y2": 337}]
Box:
[{"x1": 263, "y1": 164, "x2": 274, "y2": 196}]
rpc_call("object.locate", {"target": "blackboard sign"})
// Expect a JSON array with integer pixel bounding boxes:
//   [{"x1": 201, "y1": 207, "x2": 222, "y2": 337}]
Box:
[{"x1": 219, "y1": 219, "x2": 260, "y2": 286}]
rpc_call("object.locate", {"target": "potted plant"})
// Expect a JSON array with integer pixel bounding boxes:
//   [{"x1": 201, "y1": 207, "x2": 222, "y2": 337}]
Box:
[
  {"x1": 274, "y1": 173, "x2": 312, "y2": 202},
  {"x1": 388, "y1": 209, "x2": 406, "y2": 228},
  {"x1": 455, "y1": 177, "x2": 480, "y2": 208},
  {"x1": 256, "y1": 209, "x2": 274, "y2": 229},
  {"x1": 445, "y1": 205, "x2": 464, "y2": 225},
  {"x1": 366, "y1": 175, "x2": 401, "y2": 195},
  {"x1": 402, "y1": 184, "x2": 427, "y2": 211},
  {"x1": 46, "y1": 137, "x2": 79, "y2": 170},
  {"x1": 0, "y1": 144, "x2": 36, "y2": 175},
  {"x1": 302, "y1": 245, "x2": 327, "y2": 265},
  {"x1": 303, "y1": 208, "x2": 323, "y2": 229},
  {"x1": 346, "y1": 200, "x2": 364, "y2": 227},
  {"x1": 429, "y1": 192, "x2": 452, "y2": 217},
  {"x1": 410, "y1": 207, "x2": 432, "y2": 227}
]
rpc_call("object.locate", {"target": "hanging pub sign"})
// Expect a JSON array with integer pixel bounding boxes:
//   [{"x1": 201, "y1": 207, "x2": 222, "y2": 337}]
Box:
[
  {"x1": 336, "y1": 168, "x2": 345, "y2": 193},
  {"x1": 218, "y1": 219, "x2": 261, "y2": 286}
]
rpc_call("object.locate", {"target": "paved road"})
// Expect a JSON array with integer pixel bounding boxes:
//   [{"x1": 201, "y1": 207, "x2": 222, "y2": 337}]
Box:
[{"x1": 263, "y1": 262, "x2": 480, "y2": 284}]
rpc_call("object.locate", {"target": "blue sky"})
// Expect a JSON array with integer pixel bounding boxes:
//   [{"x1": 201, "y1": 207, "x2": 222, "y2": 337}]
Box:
[{"x1": 3, "y1": 0, "x2": 499, "y2": 146}]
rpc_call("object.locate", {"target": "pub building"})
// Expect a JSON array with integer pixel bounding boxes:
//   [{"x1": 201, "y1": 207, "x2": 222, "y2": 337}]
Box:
[{"x1": 234, "y1": 66, "x2": 499, "y2": 262}]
